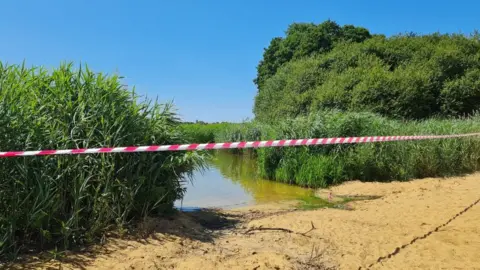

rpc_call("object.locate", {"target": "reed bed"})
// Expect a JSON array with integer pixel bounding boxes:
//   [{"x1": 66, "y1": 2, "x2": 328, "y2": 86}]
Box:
[
  {"x1": 0, "y1": 63, "x2": 203, "y2": 259},
  {"x1": 214, "y1": 111, "x2": 480, "y2": 187}
]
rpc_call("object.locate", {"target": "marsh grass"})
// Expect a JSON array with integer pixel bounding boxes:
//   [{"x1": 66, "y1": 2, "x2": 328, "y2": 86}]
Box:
[
  {"x1": 213, "y1": 111, "x2": 480, "y2": 188},
  {"x1": 0, "y1": 63, "x2": 203, "y2": 260},
  {"x1": 179, "y1": 122, "x2": 235, "y2": 143}
]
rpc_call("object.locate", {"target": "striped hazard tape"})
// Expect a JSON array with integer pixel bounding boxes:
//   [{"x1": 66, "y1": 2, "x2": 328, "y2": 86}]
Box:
[{"x1": 1, "y1": 132, "x2": 480, "y2": 158}]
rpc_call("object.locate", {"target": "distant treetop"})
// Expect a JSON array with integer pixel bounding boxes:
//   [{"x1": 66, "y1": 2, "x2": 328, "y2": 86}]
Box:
[{"x1": 254, "y1": 20, "x2": 371, "y2": 89}]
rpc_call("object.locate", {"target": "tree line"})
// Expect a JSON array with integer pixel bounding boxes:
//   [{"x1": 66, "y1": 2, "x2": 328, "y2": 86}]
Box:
[{"x1": 253, "y1": 20, "x2": 480, "y2": 122}]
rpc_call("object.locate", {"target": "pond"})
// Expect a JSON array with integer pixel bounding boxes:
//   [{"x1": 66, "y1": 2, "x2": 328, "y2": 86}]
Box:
[{"x1": 174, "y1": 151, "x2": 316, "y2": 210}]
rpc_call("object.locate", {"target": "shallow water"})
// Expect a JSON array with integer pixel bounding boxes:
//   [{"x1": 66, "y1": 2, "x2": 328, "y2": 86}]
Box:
[{"x1": 175, "y1": 152, "x2": 314, "y2": 209}]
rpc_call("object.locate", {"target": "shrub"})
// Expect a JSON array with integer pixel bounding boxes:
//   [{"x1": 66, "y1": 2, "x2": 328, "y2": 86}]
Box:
[{"x1": 254, "y1": 28, "x2": 480, "y2": 121}]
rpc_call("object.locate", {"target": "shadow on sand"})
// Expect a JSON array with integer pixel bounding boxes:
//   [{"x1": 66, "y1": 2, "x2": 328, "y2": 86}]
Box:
[{"x1": 6, "y1": 209, "x2": 243, "y2": 270}]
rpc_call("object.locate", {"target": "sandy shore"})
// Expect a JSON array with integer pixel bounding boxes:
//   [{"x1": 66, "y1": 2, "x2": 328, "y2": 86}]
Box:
[{"x1": 14, "y1": 173, "x2": 480, "y2": 270}]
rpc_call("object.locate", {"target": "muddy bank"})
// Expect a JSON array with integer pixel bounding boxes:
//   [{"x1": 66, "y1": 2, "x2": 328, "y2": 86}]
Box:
[{"x1": 12, "y1": 174, "x2": 480, "y2": 270}]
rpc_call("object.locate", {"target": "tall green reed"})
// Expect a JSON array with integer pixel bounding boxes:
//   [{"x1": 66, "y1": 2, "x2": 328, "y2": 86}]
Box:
[
  {"x1": 213, "y1": 110, "x2": 480, "y2": 188},
  {"x1": 0, "y1": 63, "x2": 203, "y2": 260},
  {"x1": 179, "y1": 122, "x2": 235, "y2": 143}
]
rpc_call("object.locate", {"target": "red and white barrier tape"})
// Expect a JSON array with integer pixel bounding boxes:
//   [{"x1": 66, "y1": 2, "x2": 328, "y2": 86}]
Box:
[{"x1": 1, "y1": 133, "x2": 479, "y2": 158}]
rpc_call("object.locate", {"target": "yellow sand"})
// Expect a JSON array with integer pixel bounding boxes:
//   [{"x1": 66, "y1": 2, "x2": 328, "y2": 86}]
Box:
[{"x1": 15, "y1": 174, "x2": 480, "y2": 270}]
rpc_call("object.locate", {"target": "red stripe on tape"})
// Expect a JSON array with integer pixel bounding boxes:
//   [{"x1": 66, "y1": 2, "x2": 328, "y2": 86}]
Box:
[
  {"x1": 3, "y1": 152, "x2": 21, "y2": 157},
  {"x1": 38, "y1": 150, "x2": 57, "y2": 155},
  {"x1": 146, "y1": 146, "x2": 159, "y2": 151},
  {"x1": 205, "y1": 143, "x2": 216, "y2": 149},
  {"x1": 168, "y1": 145, "x2": 180, "y2": 151},
  {"x1": 187, "y1": 144, "x2": 199, "y2": 150}
]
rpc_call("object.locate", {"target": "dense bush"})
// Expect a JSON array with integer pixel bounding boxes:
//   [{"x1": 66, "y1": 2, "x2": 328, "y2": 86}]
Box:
[
  {"x1": 254, "y1": 20, "x2": 371, "y2": 89},
  {"x1": 0, "y1": 63, "x2": 202, "y2": 259},
  {"x1": 254, "y1": 22, "x2": 480, "y2": 121}
]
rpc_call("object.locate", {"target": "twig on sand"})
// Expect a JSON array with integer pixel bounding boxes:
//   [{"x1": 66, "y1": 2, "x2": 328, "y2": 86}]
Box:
[
  {"x1": 244, "y1": 221, "x2": 316, "y2": 238},
  {"x1": 301, "y1": 221, "x2": 316, "y2": 236},
  {"x1": 244, "y1": 226, "x2": 295, "y2": 234}
]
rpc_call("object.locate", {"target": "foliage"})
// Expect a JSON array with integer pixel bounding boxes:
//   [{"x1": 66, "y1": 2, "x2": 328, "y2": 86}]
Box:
[
  {"x1": 179, "y1": 122, "x2": 235, "y2": 143},
  {"x1": 254, "y1": 20, "x2": 371, "y2": 89},
  {"x1": 216, "y1": 111, "x2": 480, "y2": 188},
  {"x1": 254, "y1": 22, "x2": 480, "y2": 121},
  {"x1": 0, "y1": 63, "x2": 203, "y2": 259}
]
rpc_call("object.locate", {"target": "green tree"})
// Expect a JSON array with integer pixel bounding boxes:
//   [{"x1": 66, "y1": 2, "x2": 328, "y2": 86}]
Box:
[
  {"x1": 253, "y1": 25, "x2": 480, "y2": 121},
  {"x1": 254, "y1": 20, "x2": 371, "y2": 90}
]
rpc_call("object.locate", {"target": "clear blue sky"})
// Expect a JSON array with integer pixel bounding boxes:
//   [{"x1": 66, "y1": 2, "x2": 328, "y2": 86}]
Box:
[{"x1": 1, "y1": 1, "x2": 479, "y2": 122}]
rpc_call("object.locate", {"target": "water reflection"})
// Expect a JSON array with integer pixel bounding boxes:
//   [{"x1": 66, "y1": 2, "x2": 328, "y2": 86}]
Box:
[{"x1": 176, "y1": 152, "x2": 314, "y2": 209}]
